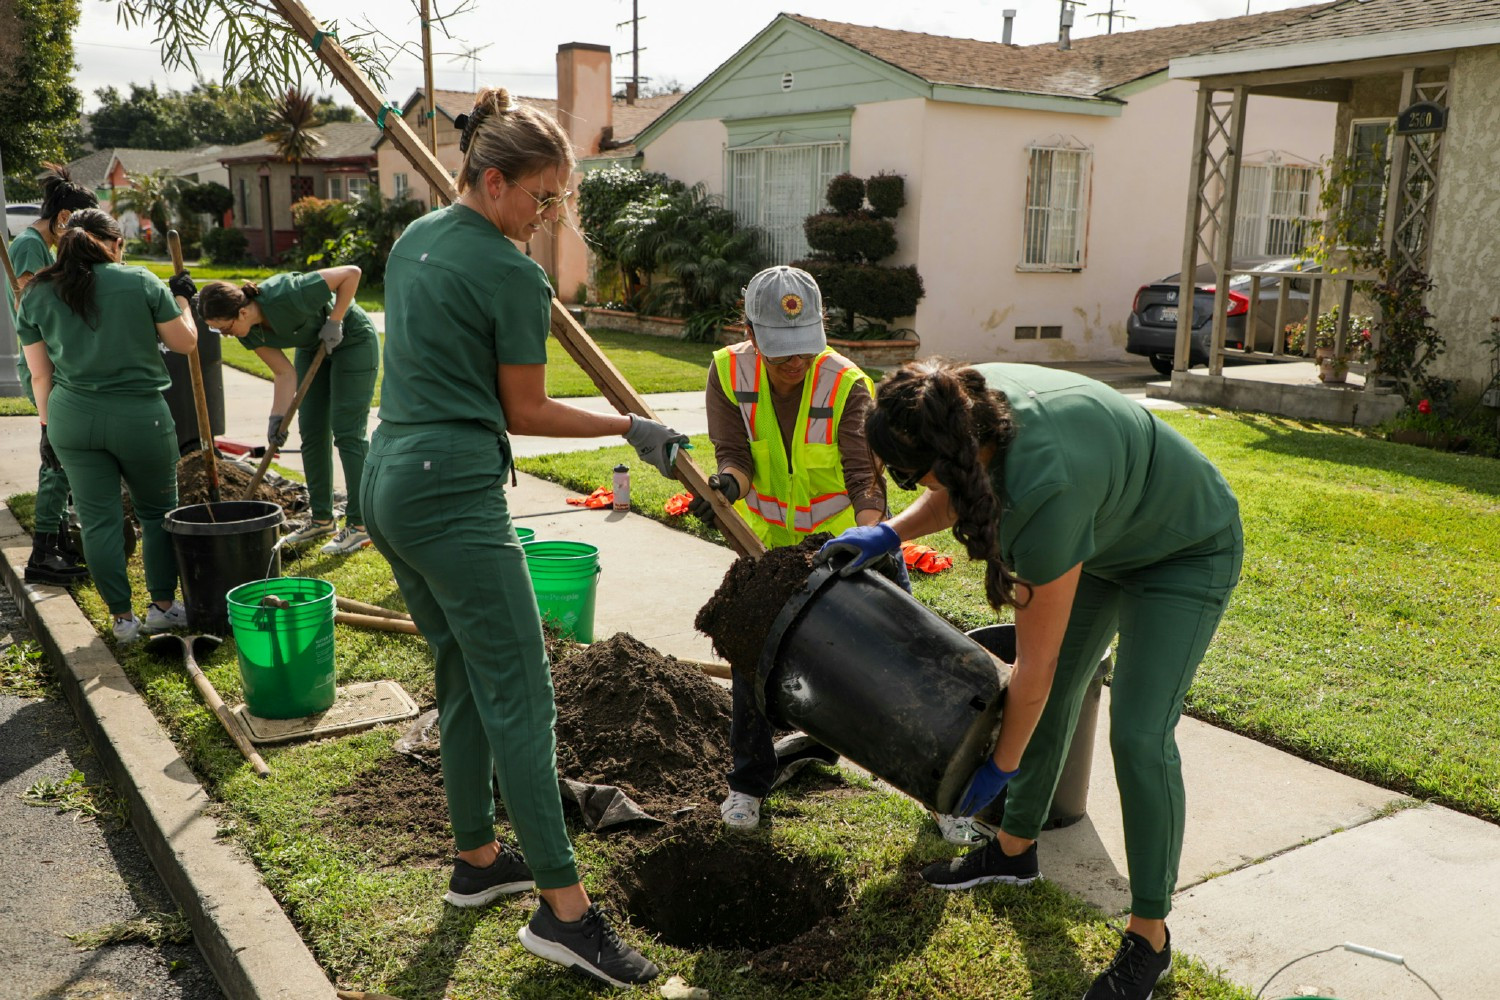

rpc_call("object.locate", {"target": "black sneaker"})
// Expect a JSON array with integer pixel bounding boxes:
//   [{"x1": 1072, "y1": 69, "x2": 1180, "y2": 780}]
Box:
[
  {"x1": 1083, "y1": 926, "x2": 1172, "y2": 1000},
  {"x1": 921, "y1": 837, "x2": 1041, "y2": 890},
  {"x1": 518, "y1": 899, "x2": 661, "y2": 988},
  {"x1": 442, "y1": 845, "x2": 535, "y2": 907}
]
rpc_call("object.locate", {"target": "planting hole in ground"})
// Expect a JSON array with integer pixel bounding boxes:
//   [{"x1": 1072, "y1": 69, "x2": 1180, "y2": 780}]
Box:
[{"x1": 613, "y1": 817, "x2": 848, "y2": 950}]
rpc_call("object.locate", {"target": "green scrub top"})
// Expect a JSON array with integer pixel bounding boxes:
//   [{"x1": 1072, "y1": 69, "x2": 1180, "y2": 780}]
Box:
[
  {"x1": 16, "y1": 262, "x2": 181, "y2": 395},
  {"x1": 240, "y1": 271, "x2": 333, "y2": 351},
  {"x1": 977, "y1": 363, "x2": 1238, "y2": 585},
  {"x1": 379, "y1": 204, "x2": 551, "y2": 435},
  {"x1": 7, "y1": 227, "x2": 54, "y2": 377}
]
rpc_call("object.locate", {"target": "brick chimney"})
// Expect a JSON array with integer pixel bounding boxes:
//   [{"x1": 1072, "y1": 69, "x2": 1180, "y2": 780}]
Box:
[{"x1": 556, "y1": 42, "x2": 613, "y2": 156}]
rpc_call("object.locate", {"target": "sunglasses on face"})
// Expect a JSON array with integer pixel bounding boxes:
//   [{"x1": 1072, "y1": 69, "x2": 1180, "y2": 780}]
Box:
[
  {"x1": 518, "y1": 185, "x2": 573, "y2": 215},
  {"x1": 761, "y1": 352, "x2": 817, "y2": 366},
  {"x1": 888, "y1": 463, "x2": 932, "y2": 491}
]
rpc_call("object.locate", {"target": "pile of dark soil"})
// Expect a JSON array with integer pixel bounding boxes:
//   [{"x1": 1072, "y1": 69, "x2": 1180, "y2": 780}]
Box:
[
  {"x1": 694, "y1": 534, "x2": 828, "y2": 679},
  {"x1": 320, "y1": 756, "x2": 453, "y2": 866},
  {"x1": 176, "y1": 455, "x2": 305, "y2": 514},
  {"x1": 552, "y1": 633, "x2": 731, "y2": 818}
]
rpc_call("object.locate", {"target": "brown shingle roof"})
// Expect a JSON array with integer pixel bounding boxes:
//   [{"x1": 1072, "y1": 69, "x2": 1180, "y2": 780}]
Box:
[
  {"x1": 1205, "y1": 0, "x2": 1500, "y2": 55},
  {"x1": 62, "y1": 148, "x2": 117, "y2": 191},
  {"x1": 216, "y1": 121, "x2": 379, "y2": 164},
  {"x1": 787, "y1": 6, "x2": 1336, "y2": 100},
  {"x1": 423, "y1": 88, "x2": 680, "y2": 140}
]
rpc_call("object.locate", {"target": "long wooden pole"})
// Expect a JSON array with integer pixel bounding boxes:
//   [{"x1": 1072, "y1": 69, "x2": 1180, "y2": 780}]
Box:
[
  {"x1": 168, "y1": 231, "x2": 220, "y2": 503},
  {"x1": 265, "y1": 0, "x2": 765, "y2": 560},
  {"x1": 243, "y1": 344, "x2": 326, "y2": 497},
  {"x1": 420, "y1": 0, "x2": 438, "y2": 155}
]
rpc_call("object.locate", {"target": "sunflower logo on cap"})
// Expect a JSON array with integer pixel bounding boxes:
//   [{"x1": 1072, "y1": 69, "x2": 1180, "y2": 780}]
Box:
[{"x1": 781, "y1": 293, "x2": 804, "y2": 319}]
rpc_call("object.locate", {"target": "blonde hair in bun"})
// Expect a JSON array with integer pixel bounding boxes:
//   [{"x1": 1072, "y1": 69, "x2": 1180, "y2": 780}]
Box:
[{"x1": 456, "y1": 86, "x2": 575, "y2": 193}]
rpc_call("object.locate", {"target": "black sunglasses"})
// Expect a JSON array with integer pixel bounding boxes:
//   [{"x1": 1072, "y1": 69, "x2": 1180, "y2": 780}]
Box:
[{"x1": 888, "y1": 463, "x2": 931, "y2": 491}]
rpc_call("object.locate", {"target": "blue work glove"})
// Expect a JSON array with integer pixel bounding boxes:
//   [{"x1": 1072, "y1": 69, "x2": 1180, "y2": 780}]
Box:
[
  {"x1": 624, "y1": 414, "x2": 690, "y2": 477},
  {"x1": 267, "y1": 414, "x2": 289, "y2": 449},
  {"x1": 875, "y1": 550, "x2": 913, "y2": 594},
  {"x1": 167, "y1": 271, "x2": 197, "y2": 301},
  {"x1": 955, "y1": 758, "x2": 1019, "y2": 817},
  {"x1": 317, "y1": 317, "x2": 343, "y2": 354},
  {"x1": 816, "y1": 522, "x2": 901, "y2": 576}
]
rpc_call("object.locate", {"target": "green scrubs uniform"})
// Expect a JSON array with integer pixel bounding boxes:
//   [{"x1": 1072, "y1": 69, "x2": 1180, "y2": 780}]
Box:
[
  {"x1": 361, "y1": 205, "x2": 578, "y2": 888},
  {"x1": 977, "y1": 363, "x2": 1243, "y2": 920},
  {"x1": 17, "y1": 264, "x2": 182, "y2": 614},
  {"x1": 6, "y1": 227, "x2": 73, "y2": 535},
  {"x1": 240, "y1": 272, "x2": 377, "y2": 526}
]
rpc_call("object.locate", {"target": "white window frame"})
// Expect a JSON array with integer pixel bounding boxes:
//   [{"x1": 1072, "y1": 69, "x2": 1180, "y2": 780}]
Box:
[
  {"x1": 327, "y1": 176, "x2": 344, "y2": 200},
  {"x1": 1345, "y1": 118, "x2": 1394, "y2": 248},
  {"x1": 1235, "y1": 160, "x2": 1320, "y2": 258},
  {"x1": 1019, "y1": 142, "x2": 1091, "y2": 272},
  {"x1": 346, "y1": 176, "x2": 370, "y2": 202},
  {"x1": 393, "y1": 172, "x2": 409, "y2": 199},
  {"x1": 725, "y1": 140, "x2": 847, "y2": 263}
]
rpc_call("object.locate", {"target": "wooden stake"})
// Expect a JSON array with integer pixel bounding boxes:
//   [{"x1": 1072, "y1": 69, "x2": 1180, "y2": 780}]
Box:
[
  {"x1": 168, "y1": 231, "x2": 221, "y2": 503},
  {"x1": 243, "y1": 344, "x2": 326, "y2": 497},
  {"x1": 335, "y1": 595, "x2": 411, "y2": 621},
  {"x1": 336, "y1": 610, "x2": 420, "y2": 635},
  {"x1": 264, "y1": 0, "x2": 766, "y2": 559}
]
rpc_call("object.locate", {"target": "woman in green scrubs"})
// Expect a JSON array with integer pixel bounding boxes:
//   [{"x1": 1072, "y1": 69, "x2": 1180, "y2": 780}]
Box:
[
  {"x1": 17, "y1": 209, "x2": 199, "y2": 644},
  {"x1": 363, "y1": 87, "x2": 685, "y2": 988},
  {"x1": 821, "y1": 360, "x2": 1242, "y2": 1000},
  {"x1": 5, "y1": 165, "x2": 98, "y2": 585},
  {"x1": 198, "y1": 266, "x2": 376, "y2": 554}
]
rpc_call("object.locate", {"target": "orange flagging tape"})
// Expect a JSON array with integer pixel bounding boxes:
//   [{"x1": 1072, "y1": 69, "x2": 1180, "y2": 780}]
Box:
[
  {"x1": 565, "y1": 486, "x2": 614, "y2": 509},
  {"x1": 664, "y1": 493, "x2": 694, "y2": 516},
  {"x1": 901, "y1": 541, "x2": 953, "y2": 574}
]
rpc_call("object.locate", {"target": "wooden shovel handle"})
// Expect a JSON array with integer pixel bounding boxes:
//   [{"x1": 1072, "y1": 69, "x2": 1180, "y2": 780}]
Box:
[
  {"x1": 336, "y1": 610, "x2": 420, "y2": 635},
  {"x1": 184, "y1": 658, "x2": 270, "y2": 777},
  {"x1": 168, "y1": 231, "x2": 220, "y2": 503},
  {"x1": 335, "y1": 596, "x2": 412, "y2": 621},
  {"x1": 244, "y1": 344, "x2": 327, "y2": 498}
]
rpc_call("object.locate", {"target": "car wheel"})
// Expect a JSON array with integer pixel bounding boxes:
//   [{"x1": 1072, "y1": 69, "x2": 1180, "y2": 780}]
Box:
[{"x1": 1149, "y1": 355, "x2": 1174, "y2": 376}]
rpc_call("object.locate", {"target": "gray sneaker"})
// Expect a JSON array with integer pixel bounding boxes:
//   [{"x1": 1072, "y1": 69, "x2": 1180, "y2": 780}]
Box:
[
  {"x1": 443, "y1": 845, "x2": 535, "y2": 908},
  {"x1": 518, "y1": 900, "x2": 660, "y2": 988},
  {"x1": 142, "y1": 600, "x2": 187, "y2": 633},
  {"x1": 320, "y1": 525, "x2": 371, "y2": 555},
  {"x1": 112, "y1": 615, "x2": 143, "y2": 645},
  {"x1": 283, "y1": 519, "x2": 336, "y2": 545},
  {"x1": 921, "y1": 837, "x2": 1040, "y2": 890}
]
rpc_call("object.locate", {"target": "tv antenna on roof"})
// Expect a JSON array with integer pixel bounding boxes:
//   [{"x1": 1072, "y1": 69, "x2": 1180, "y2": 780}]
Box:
[
  {"x1": 1088, "y1": 0, "x2": 1134, "y2": 34},
  {"x1": 449, "y1": 42, "x2": 493, "y2": 92}
]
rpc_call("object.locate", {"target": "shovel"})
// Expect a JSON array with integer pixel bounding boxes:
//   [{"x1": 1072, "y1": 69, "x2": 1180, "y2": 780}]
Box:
[{"x1": 147, "y1": 633, "x2": 270, "y2": 778}]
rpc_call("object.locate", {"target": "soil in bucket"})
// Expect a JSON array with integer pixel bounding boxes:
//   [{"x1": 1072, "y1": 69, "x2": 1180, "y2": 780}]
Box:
[
  {"x1": 175, "y1": 454, "x2": 308, "y2": 516},
  {"x1": 164, "y1": 500, "x2": 284, "y2": 635},
  {"x1": 226, "y1": 577, "x2": 337, "y2": 719},
  {"x1": 694, "y1": 534, "x2": 830, "y2": 680}
]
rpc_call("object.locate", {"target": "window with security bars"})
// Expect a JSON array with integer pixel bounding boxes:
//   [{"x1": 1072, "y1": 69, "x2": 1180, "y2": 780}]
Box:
[
  {"x1": 1235, "y1": 163, "x2": 1320, "y2": 258},
  {"x1": 726, "y1": 141, "x2": 846, "y2": 262},
  {"x1": 1022, "y1": 145, "x2": 1090, "y2": 269},
  {"x1": 290, "y1": 175, "x2": 314, "y2": 203}
]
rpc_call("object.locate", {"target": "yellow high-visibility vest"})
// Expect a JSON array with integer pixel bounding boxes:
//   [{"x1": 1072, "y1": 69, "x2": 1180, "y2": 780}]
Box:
[{"x1": 712, "y1": 341, "x2": 873, "y2": 549}]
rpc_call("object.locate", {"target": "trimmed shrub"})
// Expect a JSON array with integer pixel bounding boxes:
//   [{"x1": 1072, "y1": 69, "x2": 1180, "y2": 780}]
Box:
[
  {"x1": 288, "y1": 197, "x2": 350, "y2": 267},
  {"x1": 826, "y1": 173, "x2": 865, "y2": 214},
  {"x1": 202, "y1": 226, "x2": 249, "y2": 264},
  {"x1": 865, "y1": 172, "x2": 906, "y2": 219},
  {"x1": 795, "y1": 260, "x2": 924, "y2": 326},
  {"x1": 803, "y1": 212, "x2": 897, "y2": 262}
]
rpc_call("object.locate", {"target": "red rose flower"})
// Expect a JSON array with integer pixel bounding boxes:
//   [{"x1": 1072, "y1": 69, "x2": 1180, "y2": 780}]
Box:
[{"x1": 1418, "y1": 399, "x2": 1432, "y2": 414}]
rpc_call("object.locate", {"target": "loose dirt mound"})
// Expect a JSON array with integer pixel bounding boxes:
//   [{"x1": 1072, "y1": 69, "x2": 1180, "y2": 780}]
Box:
[
  {"x1": 176, "y1": 455, "x2": 305, "y2": 514},
  {"x1": 552, "y1": 633, "x2": 731, "y2": 818},
  {"x1": 321, "y1": 756, "x2": 453, "y2": 866},
  {"x1": 694, "y1": 534, "x2": 828, "y2": 679}
]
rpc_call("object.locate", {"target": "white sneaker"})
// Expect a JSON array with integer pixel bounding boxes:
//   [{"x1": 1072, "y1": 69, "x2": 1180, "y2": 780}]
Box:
[
  {"x1": 720, "y1": 791, "x2": 761, "y2": 830},
  {"x1": 143, "y1": 600, "x2": 187, "y2": 634},
  {"x1": 320, "y1": 526, "x2": 371, "y2": 555},
  {"x1": 284, "y1": 519, "x2": 336, "y2": 545},
  {"x1": 112, "y1": 615, "x2": 142, "y2": 645},
  {"x1": 934, "y1": 812, "x2": 987, "y2": 847}
]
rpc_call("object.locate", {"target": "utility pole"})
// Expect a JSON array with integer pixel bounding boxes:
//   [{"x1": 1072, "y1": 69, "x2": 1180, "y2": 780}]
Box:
[
  {"x1": 616, "y1": 0, "x2": 644, "y2": 104},
  {"x1": 1088, "y1": 0, "x2": 1134, "y2": 34},
  {"x1": 420, "y1": 0, "x2": 437, "y2": 151}
]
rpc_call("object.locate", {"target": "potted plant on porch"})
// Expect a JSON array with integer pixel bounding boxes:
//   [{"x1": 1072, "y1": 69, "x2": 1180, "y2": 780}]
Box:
[{"x1": 1285, "y1": 306, "x2": 1373, "y2": 384}]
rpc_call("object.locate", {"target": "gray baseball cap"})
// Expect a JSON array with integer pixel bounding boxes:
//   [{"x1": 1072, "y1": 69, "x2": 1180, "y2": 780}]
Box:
[{"x1": 744, "y1": 266, "x2": 827, "y2": 357}]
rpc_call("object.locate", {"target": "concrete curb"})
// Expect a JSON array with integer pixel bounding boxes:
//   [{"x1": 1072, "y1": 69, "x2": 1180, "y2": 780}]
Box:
[{"x1": 0, "y1": 504, "x2": 337, "y2": 1000}]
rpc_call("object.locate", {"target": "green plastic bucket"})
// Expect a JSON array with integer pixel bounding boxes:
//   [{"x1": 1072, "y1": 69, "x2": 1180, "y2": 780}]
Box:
[
  {"x1": 515, "y1": 526, "x2": 535, "y2": 545},
  {"x1": 524, "y1": 540, "x2": 600, "y2": 643},
  {"x1": 226, "y1": 577, "x2": 337, "y2": 719}
]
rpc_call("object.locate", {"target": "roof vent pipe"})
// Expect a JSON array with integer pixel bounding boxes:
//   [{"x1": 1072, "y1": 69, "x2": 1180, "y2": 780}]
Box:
[
  {"x1": 1002, "y1": 9, "x2": 1016, "y2": 45},
  {"x1": 1059, "y1": 5, "x2": 1075, "y2": 50}
]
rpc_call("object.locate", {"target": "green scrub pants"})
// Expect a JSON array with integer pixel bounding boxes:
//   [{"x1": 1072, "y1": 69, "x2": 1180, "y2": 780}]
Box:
[
  {"x1": 45, "y1": 387, "x2": 179, "y2": 615},
  {"x1": 999, "y1": 519, "x2": 1243, "y2": 920},
  {"x1": 293, "y1": 305, "x2": 378, "y2": 526},
  {"x1": 23, "y1": 373, "x2": 73, "y2": 535},
  {"x1": 361, "y1": 421, "x2": 579, "y2": 890}
]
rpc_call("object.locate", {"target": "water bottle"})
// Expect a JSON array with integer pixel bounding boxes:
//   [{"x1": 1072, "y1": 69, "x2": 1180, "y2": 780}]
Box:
[{"x1": 612, "y1": 464, "x2": 630, "y2": 512}]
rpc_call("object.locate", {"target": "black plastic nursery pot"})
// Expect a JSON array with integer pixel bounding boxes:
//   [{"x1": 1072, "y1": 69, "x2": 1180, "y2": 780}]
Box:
[
  {"x1": 163, "y1": 501, "x2": 284, "y2": 635},
  {"x1": 757, "y1": 561, "x2": 1012, "y2": 814}
]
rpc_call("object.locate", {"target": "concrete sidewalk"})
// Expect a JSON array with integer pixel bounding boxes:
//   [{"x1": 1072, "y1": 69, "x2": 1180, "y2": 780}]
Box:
[{"x1": 1, "y1": 361, "x2": 1494, "y2": 999}]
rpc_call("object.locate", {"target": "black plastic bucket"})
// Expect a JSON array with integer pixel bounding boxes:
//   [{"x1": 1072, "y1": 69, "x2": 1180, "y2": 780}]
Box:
[
  {"x1": 757, "y1": 562, "x2": 1012, "y2": 814},
  {"x1": 966, "y1": 624, "x2": 1110, "y2": 829},
  {"x1": 163, "y1": 501, "x2": 284, "y2": 634}
]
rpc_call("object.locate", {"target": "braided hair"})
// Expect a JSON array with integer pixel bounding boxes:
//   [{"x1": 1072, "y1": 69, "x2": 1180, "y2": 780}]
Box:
[
  {"x1": 866, "y1": 359, "x2": 1030, "y2": 610},
  {"x1": 27, "y1": 209, "x2": 120, "y2": 325},
  {"x1": 453, "y1": 86, "x2": 574, "y2": 193}
]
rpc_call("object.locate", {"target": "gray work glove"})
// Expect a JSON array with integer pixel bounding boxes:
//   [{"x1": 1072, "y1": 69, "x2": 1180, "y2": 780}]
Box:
[
  {"x1": 624, "y1": 414, "x2": 689, "y2": 477},
  {"x1": 318, "y1": 317, "x2": 343, "y2": 354},
  {"x1": 267, "y1": 414, "x2": 289, "y2": 448}
]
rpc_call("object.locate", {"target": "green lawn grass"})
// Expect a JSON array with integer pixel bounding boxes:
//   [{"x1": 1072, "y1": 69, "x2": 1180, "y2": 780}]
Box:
[
  {"x1": 126, "y1": 257, "x2": 386, "y2": 313},
  {"x1": 517, "y1": 410, "x2": 1500, "y2": 822},
  {"x1": 0, "y1": 396, "x2": 37, "y2": 416}
]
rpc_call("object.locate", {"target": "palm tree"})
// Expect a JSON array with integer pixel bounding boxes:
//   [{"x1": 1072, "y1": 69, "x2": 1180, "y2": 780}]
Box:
[
  {"x1": 114, "y1": 170, "x2": 177, "y2": 252},
  {"x1": 264, "y1": 88, "x2": 325, "y2": 187}
]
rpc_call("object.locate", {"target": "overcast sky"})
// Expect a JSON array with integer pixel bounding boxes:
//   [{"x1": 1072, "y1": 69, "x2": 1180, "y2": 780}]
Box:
[{"x1": 73, "y1": 0, "x2": 1326, "y2": 111}]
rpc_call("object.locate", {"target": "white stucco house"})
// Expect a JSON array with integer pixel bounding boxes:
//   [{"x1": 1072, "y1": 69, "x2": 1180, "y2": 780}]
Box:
[{"x1": 633, "y1": 9, "x2": 1339, "y2": 362}]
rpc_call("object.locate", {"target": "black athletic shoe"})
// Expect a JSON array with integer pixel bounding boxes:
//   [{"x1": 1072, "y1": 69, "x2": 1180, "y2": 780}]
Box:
[
  {"x1": 921, "y1": 837, "x2": 1041, "y2": 890},
  {"x1": 518, "y1": 899, "x2": 660, "y2": 988},
  {"x1": 1083, "y1": 926, "x2": 1172, "y2": 1000},
  {"x1": 442, "y1": 845, "x2": 535, "y2": 907}
]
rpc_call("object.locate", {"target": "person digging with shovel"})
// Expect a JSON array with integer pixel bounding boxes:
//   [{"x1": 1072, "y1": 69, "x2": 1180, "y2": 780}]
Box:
[
  {"x1": 198, "y1": 266, "x2": 377, "y2": 554},
  {"x1": 691, "y1": 266, "x2": 979, "y2": 846},
  {"x1": 818, "y1": 359, "x2": 1242, "y2": 1000},
  {"x1": 361, "y1": 87, "x2": 685, "y2": 990},
  {"x1": 16, "y1": 209, "x2": 199, "y2": 644}
]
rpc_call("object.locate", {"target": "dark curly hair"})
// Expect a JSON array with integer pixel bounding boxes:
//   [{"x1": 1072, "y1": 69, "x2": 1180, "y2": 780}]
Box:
[{"x1": 866, "y1": 359, "x2": 1029, "y2": 610}]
